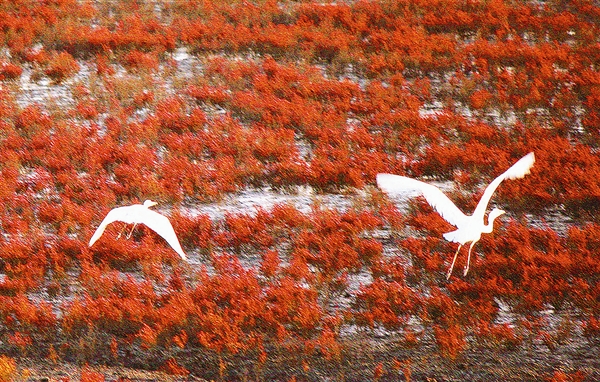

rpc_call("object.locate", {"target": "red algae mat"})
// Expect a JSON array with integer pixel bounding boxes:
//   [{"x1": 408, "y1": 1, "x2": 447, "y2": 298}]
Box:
[{"x1": 0, "y1": 1, "x2": 598, "y2": 380}]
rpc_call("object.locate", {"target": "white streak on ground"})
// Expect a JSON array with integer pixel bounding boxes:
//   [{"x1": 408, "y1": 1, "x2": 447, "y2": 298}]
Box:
[{"x1": 182, "y1": 185, "x2": 355, "y2": 221}]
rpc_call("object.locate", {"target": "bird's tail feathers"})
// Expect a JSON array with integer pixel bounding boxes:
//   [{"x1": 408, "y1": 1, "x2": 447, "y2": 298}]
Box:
[{"x1": 443, "y1": 229, "x2": 467, "y2": 244}]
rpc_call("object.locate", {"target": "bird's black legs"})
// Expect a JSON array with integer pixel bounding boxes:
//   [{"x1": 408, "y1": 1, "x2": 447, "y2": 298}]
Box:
[
  {"x1": 126, "y1": 223, "x2": 138, "y2": 239},
  {"x1": 446, "y1": 244, "x2": 463, "y2": 279},
  {"x1": 463, "y1": 241, "x2": 477, "y2": 276}
]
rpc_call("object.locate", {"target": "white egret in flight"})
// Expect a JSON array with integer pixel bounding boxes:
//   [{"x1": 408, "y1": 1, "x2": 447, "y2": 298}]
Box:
[
  {"x1": 377, "y1": 152, "x2": 535, "y2": 279},
  {"x1": 88, "y1": 200, "x2": 187, "y2": 260}
]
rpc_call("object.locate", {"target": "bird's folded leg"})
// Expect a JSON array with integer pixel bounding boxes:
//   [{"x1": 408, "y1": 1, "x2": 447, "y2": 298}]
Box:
[
  {"x1": 126, "y1": 223, "x2": 138, "y2": 239},
  {"x1": 446, "y1": 244, "x2": 462, "y2": 280},
  {"x1": 116, "y1": 224, "x2": 127, "y2": 240},
  {"x1": 463, "y1": 241, "x2": 477, "y2": 276}
]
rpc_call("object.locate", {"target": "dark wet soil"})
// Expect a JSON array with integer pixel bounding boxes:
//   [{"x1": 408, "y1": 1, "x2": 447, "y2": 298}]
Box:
[{"x1": 15, "y1": 332, "x2": 599, "y2": 382}]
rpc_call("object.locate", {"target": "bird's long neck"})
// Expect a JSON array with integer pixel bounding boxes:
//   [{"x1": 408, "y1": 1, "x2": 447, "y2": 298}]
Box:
[{"x1": 483, "y1": 213, "x2": 501, "y2": 233}]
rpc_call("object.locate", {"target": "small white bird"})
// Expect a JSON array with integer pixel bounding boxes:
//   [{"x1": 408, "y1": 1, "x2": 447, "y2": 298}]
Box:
[
  {"x1": 377, "y1": 152, "x2": 535, "y2": 279},
  {"x1": 88, "y1": 200, "x2": 187, "y2": 260}
]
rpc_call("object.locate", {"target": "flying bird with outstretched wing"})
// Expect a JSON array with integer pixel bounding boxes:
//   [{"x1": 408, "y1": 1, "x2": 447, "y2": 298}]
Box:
[
  {"x1": 88, "y1": 200, "x2": 187, "y2": 261},
  {"x1": 377, "y1": 152, "x2": 535, "y2": 278}
]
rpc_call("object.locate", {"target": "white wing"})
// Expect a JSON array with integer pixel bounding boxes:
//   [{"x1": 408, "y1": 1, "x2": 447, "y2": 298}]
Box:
[
  {"x1": 135, "y1": 208, "x2": 187, "y2": 261},
  {"x1": 89, "y1": 205, "x2": 187, "y2": 260},
  {"x1": 88, "y1": 206, "x2": 133, "y2": 247},
  {"x1": 377, "y1": 173, "x2": 468, "y2": 227},
  {"x1": 473, "y1": 152, "x2": 535, "y2": 219}
]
